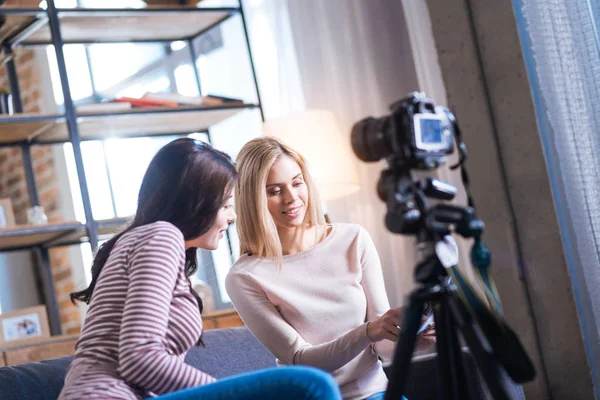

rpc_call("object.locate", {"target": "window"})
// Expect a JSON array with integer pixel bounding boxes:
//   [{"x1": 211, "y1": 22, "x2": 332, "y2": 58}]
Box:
[{"x1": 45, "y1": 0, "x2": 264, "y2": 311}]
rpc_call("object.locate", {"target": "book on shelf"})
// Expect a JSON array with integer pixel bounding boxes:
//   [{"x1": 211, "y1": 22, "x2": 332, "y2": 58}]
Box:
[
  {"x1": 114, "y1": 96, "x2": 179, "y2": 108},
  {"x1": 141, "y1": 93, "x2": 245, "y2": 107},
  {"x1": 76, "y1": 102, "x2": 132, "y2": 113},
  {"x1": 143, "y1": 93, "x2": 205, "y2": 106},
  {"x1": 77, "y1": 94, "x2": 246, "y2": 112},
  {"x1": 204, "y1": 94, "x2": 245, "y2": 106}
]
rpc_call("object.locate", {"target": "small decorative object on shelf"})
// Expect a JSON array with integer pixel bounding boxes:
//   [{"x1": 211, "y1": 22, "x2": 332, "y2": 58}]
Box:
[
  {"x1": 0, "y1": 198, "x2": 15, "y2": 228},
  {"x1": 26, "y1": 206, "x2": 48, "y2": 225},
  {"x1": 0, "y1": 305, "x2": 51, "y2": 347}
]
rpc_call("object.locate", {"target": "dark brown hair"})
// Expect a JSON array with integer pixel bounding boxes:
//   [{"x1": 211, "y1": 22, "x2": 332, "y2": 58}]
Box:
[{"x1": 71, "y1": 138, "x2": 237, "y2": 344}]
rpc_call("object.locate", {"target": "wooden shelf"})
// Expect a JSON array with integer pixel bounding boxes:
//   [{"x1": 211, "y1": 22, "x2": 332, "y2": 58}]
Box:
[
  {"x1": 0, "y1": 222, "x2": 82, "y2": 251},
  {"x1": 0, "y1": 105, "x2": 254, "y2": 145},
  {"x1": 0, "y1": 217, "x2": 132, "y2": 251},
  {"x1": 97, "y1": 217, "x2": 131, "y2": 234},
  {"x1": 48, "y1": 217, "x2": 131, "y2": 246},
  {"x1": 0, "y1": 113, "x2": 64, "y2": 145},
  {"x1": 0, "y1": 6, "x2": 42, "y2": 46},
  {"x1": 18, "y1": 7, "x2": 236, "y2": 46},
  {"x1": 33, "y1": 104, "x2": 254, "y2": 144}
]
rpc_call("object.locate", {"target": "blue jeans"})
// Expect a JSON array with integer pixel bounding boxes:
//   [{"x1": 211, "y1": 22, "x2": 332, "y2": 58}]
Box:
[{"x1": 154, "y1": 366, "x2": 341, "y2": 400}]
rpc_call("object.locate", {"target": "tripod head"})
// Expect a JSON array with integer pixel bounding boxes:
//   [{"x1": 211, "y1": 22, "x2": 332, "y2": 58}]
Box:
[{"x1": 377, "y1": 160, "x2": 485, "y2": 287}]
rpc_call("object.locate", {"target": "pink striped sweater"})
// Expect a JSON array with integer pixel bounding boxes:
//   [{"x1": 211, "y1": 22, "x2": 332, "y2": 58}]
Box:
[{"x1": 59, "y1": 221, "x2": 215, "y2": 400}]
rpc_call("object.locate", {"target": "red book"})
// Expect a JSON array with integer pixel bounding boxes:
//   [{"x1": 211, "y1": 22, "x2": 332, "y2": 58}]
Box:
[{"x1": 114, "y1": 96, "x2": 179, "y2": 108}]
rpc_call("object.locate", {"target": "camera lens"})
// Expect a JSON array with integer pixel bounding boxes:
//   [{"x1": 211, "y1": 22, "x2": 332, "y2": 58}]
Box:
[{"x1": 350, "y1": 117, "x2": 391, "y2": 162}]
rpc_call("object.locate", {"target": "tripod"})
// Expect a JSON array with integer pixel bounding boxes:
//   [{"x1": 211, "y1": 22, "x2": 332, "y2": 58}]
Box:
[
  {"x1": 375, "y1": 166, "x2": 534, "y2": 400},
  {"x1": 349, "y1": 92, "x2": 535, "y2": 400},
  {"x1": 384, "y1": 231, "x2": 516, "y2": 400}
]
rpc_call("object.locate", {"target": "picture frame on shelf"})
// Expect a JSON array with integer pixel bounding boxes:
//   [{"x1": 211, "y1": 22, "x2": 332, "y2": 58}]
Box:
[
  {"x1": 0, "y1": 198, "x2": 15, "y2": 228},
  {"x1": 0, "y1": 305, "x2": 51, "y2": 347}
]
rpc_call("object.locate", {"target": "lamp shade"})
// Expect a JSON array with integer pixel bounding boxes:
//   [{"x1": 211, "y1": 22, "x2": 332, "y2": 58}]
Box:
[{"x1": 262, "y1": 110, "x2": 360, "y2": 200}]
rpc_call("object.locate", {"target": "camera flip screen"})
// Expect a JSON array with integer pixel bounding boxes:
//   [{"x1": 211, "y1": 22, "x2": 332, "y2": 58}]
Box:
[
  {"x1": 420, "y1": 118, "x2": 443, "y2": 144},
  {"x1": 414, "y1": 114, "x2": 445, "y2": 152}
]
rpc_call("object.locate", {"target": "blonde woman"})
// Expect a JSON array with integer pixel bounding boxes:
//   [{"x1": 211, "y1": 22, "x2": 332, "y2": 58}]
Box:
[{"x1": 226, "y1": 137, "x2": 433, "y2": 400}]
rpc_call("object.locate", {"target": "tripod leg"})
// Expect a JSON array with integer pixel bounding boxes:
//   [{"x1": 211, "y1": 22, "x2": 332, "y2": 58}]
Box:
[
  {"x1": 434, "y1": 295, "x2": 472, "y2": 400},
  {"x1": 448, "y1": 295, "x2": 513, "y2": 400},
  {"x1": 384, "y1": 291, "x2": 424, "y2": 400}
]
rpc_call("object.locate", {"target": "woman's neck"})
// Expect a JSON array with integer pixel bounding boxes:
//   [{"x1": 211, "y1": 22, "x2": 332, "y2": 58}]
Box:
[{"x1": 278, "y1": 224, "x2": 324, "y2": 256}]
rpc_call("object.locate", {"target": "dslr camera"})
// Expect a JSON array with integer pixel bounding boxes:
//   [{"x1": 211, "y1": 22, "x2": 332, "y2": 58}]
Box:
[
  {"x1": 351, "y1": 92, "x2": 455, "y2": 169},
  {"x1": 351, "y1": 92, "x2": 461, "y2": 235}
]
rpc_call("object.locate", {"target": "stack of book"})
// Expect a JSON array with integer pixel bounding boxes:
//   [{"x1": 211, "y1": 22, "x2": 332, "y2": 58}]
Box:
[{"x1": 76, "y1": 93, "x2": 243, "y2": 114}]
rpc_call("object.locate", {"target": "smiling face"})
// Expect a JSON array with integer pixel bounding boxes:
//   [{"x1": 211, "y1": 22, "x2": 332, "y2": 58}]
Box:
[
  {"x1": 185, "y1": 195, "x2": 236, "y2": 250},
  {"x1": 265, "y1": 156, "x2": 309, "y2": 230}
]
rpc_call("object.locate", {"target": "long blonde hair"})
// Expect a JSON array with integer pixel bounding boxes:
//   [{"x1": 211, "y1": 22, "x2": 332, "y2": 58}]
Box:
[{"x1": 236, "y1": 137, "x2": 325, "y2": 264}]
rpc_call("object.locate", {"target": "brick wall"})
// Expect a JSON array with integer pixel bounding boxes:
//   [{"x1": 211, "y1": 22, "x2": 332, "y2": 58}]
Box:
[{"x1": 0, "y1": 19, "x2": 81, "y2": 333}]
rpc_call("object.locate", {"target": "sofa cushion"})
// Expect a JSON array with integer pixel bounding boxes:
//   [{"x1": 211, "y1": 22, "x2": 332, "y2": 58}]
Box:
[
  {"x1": 185, "y1": 326, "x2": 276, "y2": 378},
  {"x1": 0, "y1": 356, "x2": 71, "y2": 400},
  {"x1": 0, "y1": 327, "x2": 275, "y2": 400}
]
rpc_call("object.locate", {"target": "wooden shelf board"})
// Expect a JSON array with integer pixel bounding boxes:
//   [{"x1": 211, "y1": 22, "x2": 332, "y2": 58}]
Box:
[
  {"x1": 20, "y1": 7, "x2": 234, "y2": 45},
  {"x1": 0, "y1": 113, "x2": 64, "y2": 144},
  {"x1": 47, "y1": 217, "x2": 131, "y2": 247},
  {"x1": 0, "y1": 105, "x2": 252, "y2": 145},
  {"x1": 34, "y1": 105, "x2": 252, "y2": 143},
  {"x1": 0, "y1": 217, "x2": 133, "y2": 250},
  {"x1": 0, "y1": 13, "x2": 36, "y2": 46},
  {"x1": 0, "y1": 222, "x2": 82, "y2": 251}
]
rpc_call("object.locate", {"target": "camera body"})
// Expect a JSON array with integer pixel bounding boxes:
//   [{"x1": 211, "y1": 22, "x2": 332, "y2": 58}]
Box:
[
  {"x1": 351, "y1": 92, "x2": 454, "y2": 169},
  {"x1": 352, "y1": 92, "x2": 458, "y2": 235}
]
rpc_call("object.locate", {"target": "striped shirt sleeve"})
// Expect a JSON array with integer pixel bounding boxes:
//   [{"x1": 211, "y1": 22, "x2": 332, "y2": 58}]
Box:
[{"x1": 117, "y1": 224, "x2": 215, "y2": 394}]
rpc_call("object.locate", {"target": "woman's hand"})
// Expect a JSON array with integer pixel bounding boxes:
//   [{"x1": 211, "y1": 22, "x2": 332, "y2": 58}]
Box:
[
  {"x1": 366, "y1": 307, "x2": 404, "y2": 342},
  {"x1": 415, "y1": 320, "x2": 436, "y2": 353}
]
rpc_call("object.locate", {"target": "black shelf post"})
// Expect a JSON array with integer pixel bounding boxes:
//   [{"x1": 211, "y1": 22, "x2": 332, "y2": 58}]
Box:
[
  {"x1": 187, "y1": 37, "x2": 212, "y2": 143},
  {"x1": 3, "y1": 43, "x2": 62, "y2": 335},
  {"x1": 238, "y1": 0, "x2": 264, "y2": 122},
  {"x1": 188, "y1": 37, "x2": 202, "y2": 95},
  {"x1": 36, "y1": 247, "x2": 62, "y2": 335},
  {"x1": 3, "y1": 44, "x2": 41, "y2": 207},
  {"x1": 46, "y1": 0, "x2": 99, "y2": 254}
]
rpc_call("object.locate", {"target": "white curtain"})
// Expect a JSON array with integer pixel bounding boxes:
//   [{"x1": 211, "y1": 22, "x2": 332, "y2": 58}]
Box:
[
  {"x1": 518, "y1": 0, "x2": 600, "y2": 393},
  {"x1": 280, "y1": 0, "x2": 422, "y2": 306},
  {"x1": 244, "y1": 0, "x2": 481, "y2": 306},
  {"x1": 241, "y1": 0, "x2": 306, "y2": 120}
]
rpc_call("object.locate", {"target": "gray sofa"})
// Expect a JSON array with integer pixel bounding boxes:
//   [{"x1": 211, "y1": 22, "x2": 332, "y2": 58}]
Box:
[{"x1": 0, "y1": 327, "x2": 524, "y2": 399}]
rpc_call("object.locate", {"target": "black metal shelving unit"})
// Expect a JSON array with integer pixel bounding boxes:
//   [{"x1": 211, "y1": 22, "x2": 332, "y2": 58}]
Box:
[{"x1": 0, "y1": 0, "x2": 264, "y2": 335}]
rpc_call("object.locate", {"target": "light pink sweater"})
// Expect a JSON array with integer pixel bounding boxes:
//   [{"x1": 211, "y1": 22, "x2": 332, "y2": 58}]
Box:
[{"x1": 225, "y1": 223, "x2": 395, "y2": 400}]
